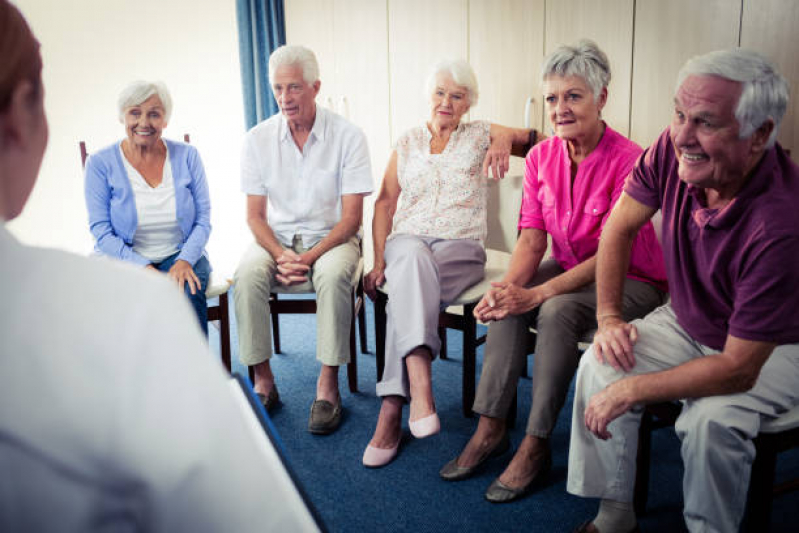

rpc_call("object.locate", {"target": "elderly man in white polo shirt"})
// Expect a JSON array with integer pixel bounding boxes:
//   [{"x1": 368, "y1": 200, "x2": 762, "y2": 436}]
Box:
[{"x1": 234, "y1": 45, "x2": 373, "y2": 434}]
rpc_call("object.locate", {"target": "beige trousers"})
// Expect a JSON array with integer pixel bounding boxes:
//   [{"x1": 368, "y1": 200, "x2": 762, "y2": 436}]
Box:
[{"x1": 233, "y1": 235, "x2": 360, "y2": 367}]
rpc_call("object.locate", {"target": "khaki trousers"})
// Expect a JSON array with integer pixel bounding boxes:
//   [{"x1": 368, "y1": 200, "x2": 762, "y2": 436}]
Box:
[
  {"x1": 473, "y1": 258, "x2": 666, "y2": 437},
  {"x1": 567, "y1": 303, "x2": 799, "y2": 533},
  {"x1": 233, "y1": 235, "x2": 360, "y2": 367}
]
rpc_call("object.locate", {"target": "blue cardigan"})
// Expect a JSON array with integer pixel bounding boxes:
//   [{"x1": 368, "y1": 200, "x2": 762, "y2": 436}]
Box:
[{"x1": 84, "y1": 139, "x2": 211, "y2": 267}]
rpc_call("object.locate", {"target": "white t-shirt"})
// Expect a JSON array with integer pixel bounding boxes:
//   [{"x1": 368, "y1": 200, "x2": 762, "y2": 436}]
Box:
[
  {"x1": 240, "y1": 105, "x2": 373, "y2": 248},
  {"x1": 121, "y1": 143, "x2": 183, "y2": 262},
  {"x1": 0, "y1": 223, "x2": 318, "y2": 532}
]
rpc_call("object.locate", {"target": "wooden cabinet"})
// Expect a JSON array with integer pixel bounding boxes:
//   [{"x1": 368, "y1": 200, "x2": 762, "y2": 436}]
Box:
[
  {"x1": 629, "y1": 0, "x2": 741, "y2": 149},
  {"x1": 544, "y1": 0, "x2": 635, "y2": 137},
  {"x1": 469, "y1": 0, "x2": 545, "y2": 252},
  {"x1": 740, "y1": 0, "x2": 799, "y2": 154}
]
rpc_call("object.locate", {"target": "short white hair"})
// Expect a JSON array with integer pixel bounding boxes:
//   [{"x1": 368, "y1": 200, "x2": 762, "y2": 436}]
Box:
[
  {"x1": 117, "y1": 80, "x2": 172, "y2": 122},
  {"x1": 268, "y1": 45, "x2": 319, "y2": 85},
  {"x1": 541, "y1": 39, "x2": 611, "y2": 99},
  {"x1": 426, "y1": 59, "x2": 479, "y2": 107},
  {"x1": 676, "y1": 48, "x2": 789, "y2": 148}
]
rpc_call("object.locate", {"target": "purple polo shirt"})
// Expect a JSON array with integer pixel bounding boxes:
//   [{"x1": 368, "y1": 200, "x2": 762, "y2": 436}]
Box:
[{"x1": 625, "y1": 128, "x2": 799, "y2": 350}]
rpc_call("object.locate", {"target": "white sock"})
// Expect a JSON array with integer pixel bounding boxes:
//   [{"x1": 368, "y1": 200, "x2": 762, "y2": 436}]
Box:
[{"x1": 592, "y1": 499, "x2": 636, "y2": 533}]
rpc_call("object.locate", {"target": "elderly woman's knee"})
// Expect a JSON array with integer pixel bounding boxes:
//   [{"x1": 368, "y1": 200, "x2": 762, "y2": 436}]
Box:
[{"x1": 537, "y1": 294, "x2": 587, "y2": 328}]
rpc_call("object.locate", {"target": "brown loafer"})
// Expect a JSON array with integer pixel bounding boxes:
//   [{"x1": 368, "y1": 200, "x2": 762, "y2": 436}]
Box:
[
  {"x1": 256, "y1": 385, "x2": 280, "y2": 412},
  {"x1": 308, "y1": 397, "x2": 342, "y2": 435},
  {"x1": 484, "y1": 452, "x2": 552, "y2": 503},
  {"x1": 439, "y1": 432, "x2": 511, "y2": 481}
]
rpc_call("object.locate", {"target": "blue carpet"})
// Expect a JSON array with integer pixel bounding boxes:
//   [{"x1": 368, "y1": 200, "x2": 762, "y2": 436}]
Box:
[{"x1": 208, "y1": 291, "x2": 798, "y2": 532}]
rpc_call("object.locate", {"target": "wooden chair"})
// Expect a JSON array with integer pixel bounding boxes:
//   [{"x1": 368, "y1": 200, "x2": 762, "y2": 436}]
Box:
[
  {"x1": 632, "y1": 401, "x2": 799, "y2": 531},
  {"x1": 374, "y1": 249, "x2": 511, "y2": 417},
  {"x1": 79, "y1": 135, "x2": 233, "y2": 371},
  {"x1": 261, "y1": 256, "x2": 368, "y2": 393}
]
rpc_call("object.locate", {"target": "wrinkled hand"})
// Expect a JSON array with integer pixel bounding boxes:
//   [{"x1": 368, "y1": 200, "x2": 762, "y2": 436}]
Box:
[
  {"x1": 482, "y1": 134, "x2": 512, "y2": 180},
  {"x1": 584, "y1": 380, "x2": 633, "y2": 440},
  {"x1": 593, "y1": 317, "x2": 639, "y2": 372},
  {"x1": 474, "y1": 282, "x2": 542, "y2": 322},
  {"x1": 167, "y1": 259, "x2": 201, "y2": 295},
  {"x1": 275, "y1": 249, "x2": 310, "y2": 286},
  {"x1": 364, "y1": 267, "x2": 386, "y2": 301}
]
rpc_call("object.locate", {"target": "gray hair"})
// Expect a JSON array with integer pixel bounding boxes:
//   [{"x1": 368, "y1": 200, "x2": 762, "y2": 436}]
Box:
[
  {"x1": 117, "y1": 80, "x2": 172, "y2": 122},
  {"x1": 268, "y1": 45, "x2": 319, "y2": 85},
  {"x1": 426, "y1": 59, "x2": 479, "y2": 107},
  {"x1": 541, "y1": 39, "x2": 611, "y2": 99},
  {"x1": 676, "y1": 48, "x2": 789, "y2": 148}
]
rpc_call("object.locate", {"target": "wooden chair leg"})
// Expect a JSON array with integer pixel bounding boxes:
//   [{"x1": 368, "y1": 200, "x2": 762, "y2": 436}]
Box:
[
  {"x1": 633, "y1": 409, "x2": 654, "y2": 516},
  {"x1": 357, "y1": 281, "x2": 368, "y2": 353},
  {"x1": 218, "y1": 292, "x2": 231, "y2": 373},
  {"x1": 462, "y1": 303, "x2": 477, "y2": 417},
  {"x1": 347, "y1": 291, "x2": 359, "y2": 393},
  {"x1": 507, "y1": 390, "x2": 518, "y2": 429},
  {"x1": 743, "y1": 435, "x2": 778, "y2": 532},
  {"x1": 438, "y1": 325, "x2": 448, "y2": 359},
  {"x1": 270, "y1": 293, "x2": 282, "y2": 354},
  {"x1": 375, "y1": 291, "x2": 388, "y2": 381}
]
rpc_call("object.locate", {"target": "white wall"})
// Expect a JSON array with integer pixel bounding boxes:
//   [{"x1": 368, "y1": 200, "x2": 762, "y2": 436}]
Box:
[{"x1": 11, "y1": 0, "x2": 250, "y2": 277}]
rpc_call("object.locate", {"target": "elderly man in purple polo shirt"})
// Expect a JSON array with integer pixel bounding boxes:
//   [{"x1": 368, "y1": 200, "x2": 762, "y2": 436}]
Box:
[{"x1": 566, "y1": 49, "x2": 799, "y2": 533}]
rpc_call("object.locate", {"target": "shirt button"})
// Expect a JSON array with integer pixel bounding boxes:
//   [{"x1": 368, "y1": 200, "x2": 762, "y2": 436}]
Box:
[{"x1": 593, "y1": 208, "x2": 598, "y2": 213}]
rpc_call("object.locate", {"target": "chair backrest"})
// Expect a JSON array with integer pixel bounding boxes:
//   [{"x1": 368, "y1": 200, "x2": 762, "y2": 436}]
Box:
[{"x1": 79, "y1": 133, "x2": 191, "y2": 169}]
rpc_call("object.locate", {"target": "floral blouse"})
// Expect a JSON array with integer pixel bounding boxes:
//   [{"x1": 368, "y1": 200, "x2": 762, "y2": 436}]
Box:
[{"x1": 391, "y1": 120, "x2": 492, "y2": 243}]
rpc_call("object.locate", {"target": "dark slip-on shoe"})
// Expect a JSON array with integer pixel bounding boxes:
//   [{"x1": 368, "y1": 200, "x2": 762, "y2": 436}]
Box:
[
  {"x1": 484, "y1": 452, "x2": 552, "y2": 503},
  {"x1": 256, "y1": 385, "x2": 280, "y2": 412},
  {"x1": 439, "y1": 432, "x2": 511, "y2": 481},
  {"x1": 308, "y1": 397, "x2": 342, "y2": 435}
]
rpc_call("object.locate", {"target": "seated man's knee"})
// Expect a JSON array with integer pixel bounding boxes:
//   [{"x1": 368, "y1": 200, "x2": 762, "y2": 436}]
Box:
[{"x1": 676, "y1": 397, "x2": 757, "y2": 446}]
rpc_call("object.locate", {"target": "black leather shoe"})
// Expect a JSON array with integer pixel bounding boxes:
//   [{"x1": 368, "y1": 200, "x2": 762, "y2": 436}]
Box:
[
  {"x1": 256, "y1": 385, "x2": 280, "y2": 412},
  {"x1": 484, "y1": 452, "x2": 552, "y2": 503},
  {"x1": 439, "y1": 432, "x2": 511, "y2": 481},
  {"x1": 308, "y1": 397, "x2": 342, "y2": 435}
]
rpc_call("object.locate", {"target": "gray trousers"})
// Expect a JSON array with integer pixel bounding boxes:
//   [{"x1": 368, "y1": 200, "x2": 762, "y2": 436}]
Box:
[
  {"x1": 473, "y1": 258, "x2": 666, "y2": 437},
  {"x1": 376, "y1": 235, "x2": 486, "y2": 399},
  {"x1": 233, "y1": 235, "x2": 360, "y2": 367},
  {"x1": 567, "y1": 304, "x2": 799, "y2": 533}
]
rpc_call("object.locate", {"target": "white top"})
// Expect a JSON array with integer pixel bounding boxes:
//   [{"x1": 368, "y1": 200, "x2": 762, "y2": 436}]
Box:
[
  {"x1": 240, "y1": 105, "x2": 373, "y2": 248},
  {"x1": 392, "y1": 120, "x2": 492, "y2": 243},
  {"x1": 121, "y1": 143, "x2": 183, "y2": 262},
  {"x1": 0, "y1": 223, "x2": 319, "y2": 532}
]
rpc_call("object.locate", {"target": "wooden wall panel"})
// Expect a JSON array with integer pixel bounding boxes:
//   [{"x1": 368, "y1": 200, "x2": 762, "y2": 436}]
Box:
[
  {"x1": 388, "y1": 0, "x2": 468, "y2": 143},
  {"x1": 741, "y1": 0, "x2": 799, "y2": 155},
  {"x1": 544, "y1": 0, "x2": 635, "y2": 137},
  {"x1": 469, "y1": 0, "x2": 545, "y2": 252},
  {"x1": 629, "y1": 0, "x2": 740, "y2": 149}
]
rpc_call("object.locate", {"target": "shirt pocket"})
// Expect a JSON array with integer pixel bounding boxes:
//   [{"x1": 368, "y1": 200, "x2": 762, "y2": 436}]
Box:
[
  {"x1": 584, "y1": 196, "x2": 610, "y2": 218},
  {"x1": 311, "y1": 169, "x2": 340, "y2": 212}
]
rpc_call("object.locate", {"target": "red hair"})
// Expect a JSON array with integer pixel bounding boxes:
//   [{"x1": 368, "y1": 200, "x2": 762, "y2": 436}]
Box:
[{"x1": 0, "y1": 0, "x2": 42, "y2": 113}]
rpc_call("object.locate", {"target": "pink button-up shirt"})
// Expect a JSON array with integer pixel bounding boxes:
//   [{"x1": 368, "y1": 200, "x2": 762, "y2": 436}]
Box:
[{"x1": 519, "y1": 125, "x2": 667, "y2": 291}]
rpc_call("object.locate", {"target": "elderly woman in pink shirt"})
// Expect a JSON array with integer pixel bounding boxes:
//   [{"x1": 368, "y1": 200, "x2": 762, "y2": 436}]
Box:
[
  {"x1": 439, "y1": 40, "x2": 668, "y2": 503},
  {"x1": 361, "y1": 60, "x2": 536, "y2": 468}
]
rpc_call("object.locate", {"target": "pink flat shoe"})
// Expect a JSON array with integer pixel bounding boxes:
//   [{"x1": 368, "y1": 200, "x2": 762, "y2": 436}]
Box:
[
  {"x1": 362, "y1": 441, "x2": 400, "y2": 468},
  {"x1": 409, "y1": 412, "x2": 440, "y2": 438}
]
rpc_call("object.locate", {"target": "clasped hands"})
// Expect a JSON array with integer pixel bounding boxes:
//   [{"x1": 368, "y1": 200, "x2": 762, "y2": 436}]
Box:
[
  {"x1": 473, "y1": 281, "x2": 544, "y2": 322},
  {"x1": 583, "y1": 316, "x2": 639, "y2": 440},
  {"x1": 276, "y1": 249, "x2": 312, "y2": 286}
]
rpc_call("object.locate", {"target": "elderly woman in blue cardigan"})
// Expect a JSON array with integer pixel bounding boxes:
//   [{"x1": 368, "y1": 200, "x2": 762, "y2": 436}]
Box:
[{"x1": 84, "y1": 81, "x2": 212, "y2": 333}]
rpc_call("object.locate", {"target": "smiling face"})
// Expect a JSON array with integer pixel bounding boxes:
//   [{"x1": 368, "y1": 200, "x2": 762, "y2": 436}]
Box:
[
  {"x1": 271, "y1": 64, "x2": 319, "y2": 130},
  {"x1": 429, "y1": 74, "x2": 471, "y2": 130},
  {"x1": 543, "y1": 74, "x2": 606, "y2": 142},
  {"x1": 670, "y1": 75, "x2": 763, "y2": 196},
  {"x1": 122, "y1": 95, "x2": 167, "y2": 149}
]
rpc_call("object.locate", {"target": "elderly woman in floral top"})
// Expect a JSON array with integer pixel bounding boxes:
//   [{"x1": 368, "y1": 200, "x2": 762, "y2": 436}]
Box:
[{"x1": 362, "y1": 60, "x2": 536, "y2": 467}]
